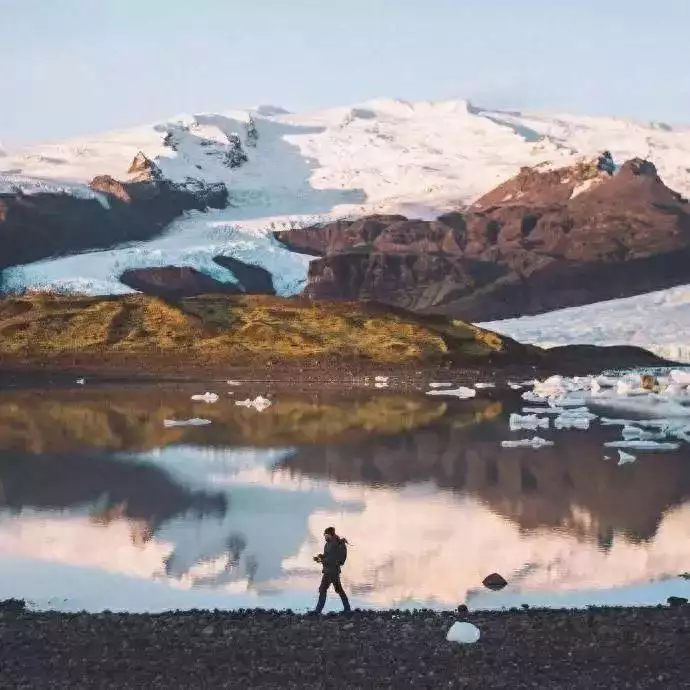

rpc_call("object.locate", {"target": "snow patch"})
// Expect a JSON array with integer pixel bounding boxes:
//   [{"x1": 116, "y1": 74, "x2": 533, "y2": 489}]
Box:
[{"x1": 569, "y1": 177, "x2": 600, "y2": 199}]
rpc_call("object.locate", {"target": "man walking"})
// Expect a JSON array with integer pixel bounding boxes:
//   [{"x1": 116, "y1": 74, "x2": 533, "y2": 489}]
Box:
[{"x1": 311, "y1": 526, "x2": 351, "y2": 614}]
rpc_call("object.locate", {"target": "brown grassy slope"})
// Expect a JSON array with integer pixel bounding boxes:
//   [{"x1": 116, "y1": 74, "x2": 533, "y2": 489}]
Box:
[{"x1": 0, "y1": 293, "x2": 531, "y2": 369}]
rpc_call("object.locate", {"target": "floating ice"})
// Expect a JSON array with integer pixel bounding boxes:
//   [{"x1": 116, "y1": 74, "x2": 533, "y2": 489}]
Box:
[
  {"x1": 604, "y1": 440, "x2": 680, "y2": 451},
  {"x1": 374, "y1": 376, "x2": 389, "y2": 383},
  {"x1": 235, "y1": 395, "x2": 272, "y2": 412},
  {"x1": 75, "y1": 378, "x2": 86, "y2": 385},
  {"x1": 621, "y1": 426, "x2": 666, "y2": 441},
  {"x1": 163, "y1": 418, "x2": 212, "y2": 428},
  {"x1": 670, "y1": 370, "x2": 690, "y2": 386},
  {"x1": 191, "y1": 392, "x2": 219, "y2": 403},
  {"x1": 523, "y1": 406, "x2": 587, "y2": 416},
  {"x1": 474, "y1": 382, "x2": 495, "y2": 389},
  {"x1": 509, "y1": 413, "x2": 549, "y2": 431},
  {"x1": 428, "y1": 382, "x2": 453, "y2": 388},
  {"x1": 533, "y1": 376, "x2": 570, "y2": 398},
  {"x1": 548, "y1": 395, "x2": 589, "y2": 408},
  {"x1": 554, "y1": 414, "x2": 591, "y2": 430},
  {"x1": 508, "y1": 382, "x2": 524, "y2": 390},
  {"x1": 618, "y1": 450, "x2": 637, "y2": 465},
  {"x1": 553, "y1": 408, "x2": 597, "y2": 430},
  {"x1": 522, "y1": 390, "x2": 546, "y2": 404},
  {"x1": 501, "y1": 436, "x2": 554, "y2": 449},
  {"x1": 426, "y1": 386, "x2": 477, "y2": 399},
  {"x1": 375, "y1": 382, "x2": 389, "y2": 389},
  {"x1": 596, "y1": 375, "x2": 620, "y2": 388},
  {"x1": 446, "y1": 621, "x2": 481, "y2": 644},
  {"x1": 226, "y1": 380, "x2": 241, "y2": 386},
  {"x1": 615, "y1": 380, "x2": 649, "y2": 397},
  {"x1": 602, "y1": 418, "x2": 690, "y2": 441}
]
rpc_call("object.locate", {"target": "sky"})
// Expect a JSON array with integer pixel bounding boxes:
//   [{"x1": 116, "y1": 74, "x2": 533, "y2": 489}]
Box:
[{"x1": 1, "y1": 0, "x2": 689, "y2": 145}]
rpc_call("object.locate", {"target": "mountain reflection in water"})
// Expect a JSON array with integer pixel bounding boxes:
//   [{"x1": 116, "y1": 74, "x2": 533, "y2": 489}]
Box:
[{"x1": 0, "y1": 383, "x2": 689, "y2": 612}]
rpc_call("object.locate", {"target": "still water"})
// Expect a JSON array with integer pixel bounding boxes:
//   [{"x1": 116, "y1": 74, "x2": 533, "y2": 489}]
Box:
[{"x1": 1, "y1": 380, "x2": 689, "y2": 612}]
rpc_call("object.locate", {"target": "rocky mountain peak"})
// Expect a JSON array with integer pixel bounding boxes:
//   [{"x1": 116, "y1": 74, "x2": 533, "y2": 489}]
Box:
[
  {"x1": 127, "y1": 151, "x2": 162, "y2": 182},
  {"x1": 471, "y1": 153, "x2": 617, "y2": 210}
]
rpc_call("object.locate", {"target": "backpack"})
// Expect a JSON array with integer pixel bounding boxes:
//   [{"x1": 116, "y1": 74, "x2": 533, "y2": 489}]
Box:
[{"x1": 338, "y1": 539, "x2": 348, "y2": 566}]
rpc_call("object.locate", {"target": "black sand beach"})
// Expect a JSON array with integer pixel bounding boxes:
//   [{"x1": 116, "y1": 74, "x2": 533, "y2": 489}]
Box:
[{"x1": 1, "y1": 604, "x2": 688, "y2": 689}]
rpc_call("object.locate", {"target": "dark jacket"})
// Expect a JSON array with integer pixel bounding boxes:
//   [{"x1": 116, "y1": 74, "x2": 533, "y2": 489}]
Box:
[{"x1": 319, "y1": 537, "x2": 346, "y2": 575}]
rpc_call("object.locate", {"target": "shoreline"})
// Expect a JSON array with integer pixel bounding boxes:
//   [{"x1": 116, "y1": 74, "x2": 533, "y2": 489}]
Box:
[
  {"x1": 0, "y1": 357, "x2": 677, "y2": 391},
  {"x1": 1, "y1": 603, "x2": 688, "y2": 688}
]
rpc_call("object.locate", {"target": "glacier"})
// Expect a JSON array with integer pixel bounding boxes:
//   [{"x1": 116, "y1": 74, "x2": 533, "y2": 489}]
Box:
[{"x1": 3, "y1": 97, "x2": 690, "y2": 353}]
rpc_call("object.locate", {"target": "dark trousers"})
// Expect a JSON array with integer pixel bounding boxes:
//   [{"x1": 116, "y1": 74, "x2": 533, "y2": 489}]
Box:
[{"x1": 315, "y1": 572, "x2": 351, "y2": 613}]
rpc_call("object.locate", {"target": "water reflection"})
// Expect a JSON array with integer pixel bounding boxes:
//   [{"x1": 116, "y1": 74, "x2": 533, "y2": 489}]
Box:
[
  {"x1": 0, "y1": 384, "x2": 689, "y2": 612},
  {"x1": 0, "y1": 386, "x2": 447, "y2": 451},
  {"x1": 278, "y1": 422, "x2": 690, "y2": 545}
]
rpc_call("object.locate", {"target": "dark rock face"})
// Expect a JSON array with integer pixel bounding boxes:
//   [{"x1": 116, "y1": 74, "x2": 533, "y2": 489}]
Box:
[
  {"x1": 119, "y1": 266, "x2": 241, "y2": 300},
  {"x1": 0, "y1": 154, "x2": 228, "y2": 278},
  {"x1": 213, "y1": 256, "x2": 276, "y2": 294},
  {"x1": 276, "y1": 157, "x2": 690, "y2": 321},
  {"x1": 303, "y1": 252, "x2": 507, "y2": 312}
]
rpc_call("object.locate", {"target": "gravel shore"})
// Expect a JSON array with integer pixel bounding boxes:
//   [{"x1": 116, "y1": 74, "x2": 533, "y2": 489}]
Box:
[{"x1": 1, "y1": 605, "x2": 688, "y2": 689}]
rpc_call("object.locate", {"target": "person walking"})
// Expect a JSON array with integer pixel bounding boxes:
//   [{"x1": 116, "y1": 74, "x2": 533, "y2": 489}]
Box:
[{"x1": 311, "y1": 526, "x2": 351, "y2": 614}]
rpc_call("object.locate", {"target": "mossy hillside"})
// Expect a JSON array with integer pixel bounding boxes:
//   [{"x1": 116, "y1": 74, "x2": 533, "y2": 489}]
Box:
[{"x1": 0, "y1": 293, "x2": 525, "y2": 365}]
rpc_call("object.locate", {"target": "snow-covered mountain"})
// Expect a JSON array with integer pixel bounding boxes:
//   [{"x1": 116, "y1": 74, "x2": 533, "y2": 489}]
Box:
[{"x1": 2, "y1": 98, "x2": 690, "y2": 355}]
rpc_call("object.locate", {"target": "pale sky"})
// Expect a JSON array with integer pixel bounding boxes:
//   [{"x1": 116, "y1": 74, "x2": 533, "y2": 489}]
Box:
[{"x1": 2, "y1": 0, "x2": 688, "y2": 145}]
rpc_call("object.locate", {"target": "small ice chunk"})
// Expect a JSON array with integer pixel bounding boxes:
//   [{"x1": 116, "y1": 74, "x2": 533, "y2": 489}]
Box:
[
  {"x1": 615, "y1": 379, "x2": 648, "y2": 397},
  {"x1": 604, "y1": 440, "x2": 680, "y2": 451},
  {"x1": 474, "y1": 382, "x2": 495, "y2": 389},
  {"x1": 235, "y1": 395, "x2": 272, "y2": 412},
  {"x1": 596, "y1": 375, "x2": 619, "y2": 388},
  {"x1": 617, "y1": 450, "x2": 637, "y2": 465},
  {"x1": 426, "y1": 386, "x2": 476, "y2": 399},
  {"x1": 510, "y1": 413, "x2": 549, "y2": 431},
  {"x1": 662, "y1": 383, "x2": 687, "y2": 398},
  {"x1": 616, "y1": 380, "x2": 632, "y2": 396},
  {"x1": 523, "y1": 406, "x2": 566, "y2": 415},
  {"x1": 429, "y1": 382, "x2": 453, "y2": 388},
  {"x1": 554, "y1": 414, "x2": 590, "y2": 430},
  {"x1": 621, "y1": 426, "x2": 666, "y2": 441},
  {"x1": 523, "y1": 406, "x2": 593, "y2": 416},
  {"x1": 191, "y1": 392, "x2": 219, "y2": 403},
  {"x1": 163, "y1": 418, "x2": 212, "y2": 428},
  {"x1": 522, "y1": 390, "x2": 546, "y2": 404},
  {"x1": 533, "y1": 376, "x2": 569, "y2": 398},
  {"x1": 501, "y1": 436, "x2": 554, "y2": 449},
  {"x1": 548, "y1": 395, "x2": 588, "y2": 408},
  {"x1": 669, "y1": 370, "x2": 690, "y2": 386},
  {"x1": 375, "y1": 382, "x2": 389, "y2": 389},
  {"x1": 600, "y1": 418, "x2": 634, "y2": 427},
  {"x1": 76, "y1": 378, "x2": 86, "y2": 385},
  {"x1": 553, "y1": 408, "x2": 597, "y2": 430},
  {"x1": 446, "y1": 621, "x2": 480, "y2": 644},
  {"x1": 374, "y1": 376, "x2": 389, "y2": 383},
  {"x1": 508, "y1": 382, "x2": 524, "y2": 390},
  {"x1": 226, "y1": 380, "x2": 241, "y2": 386}
]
